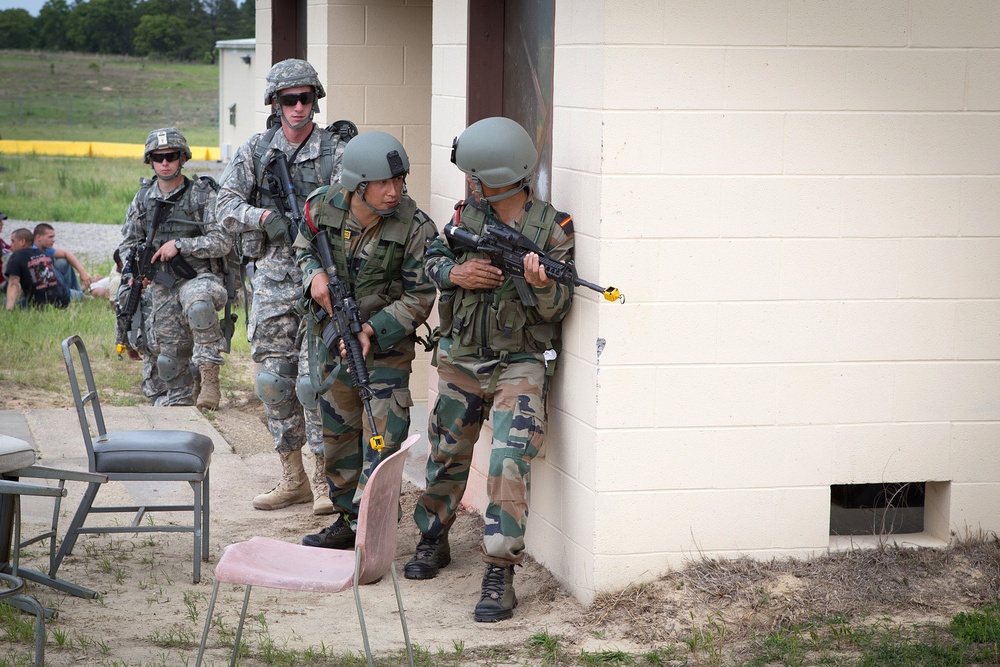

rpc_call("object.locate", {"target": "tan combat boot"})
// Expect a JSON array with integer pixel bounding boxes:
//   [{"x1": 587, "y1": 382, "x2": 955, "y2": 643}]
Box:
[
  {"x1": 252, "y1": 449, "x2": 312, "y2": 510},
  {"x1": 196, "y1": 363, "x2": 221, "y2": 411},
  {"x1": 311, "y1": 453, "x2": 334, "y2": 515}
]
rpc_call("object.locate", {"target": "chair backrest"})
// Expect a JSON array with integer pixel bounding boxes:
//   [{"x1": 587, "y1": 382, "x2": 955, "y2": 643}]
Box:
[
  {"x1": 355, "y1": 434, "x2": 418, "y2": 583},
  {"x1": 61, "y1": 335, "x2": 106, "y2": 471}
]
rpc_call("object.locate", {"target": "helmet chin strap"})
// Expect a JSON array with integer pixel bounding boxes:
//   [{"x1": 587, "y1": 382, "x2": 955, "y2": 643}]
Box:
[
  {"x1": 280, "y1": 106, "x2": 314, "y2": 131},
  {"x1": 472, "y1": 177, "x2": 527, "y2": 204},
  {"x1": 357, "y1": 183, "x2": 399, "y2": 217}
]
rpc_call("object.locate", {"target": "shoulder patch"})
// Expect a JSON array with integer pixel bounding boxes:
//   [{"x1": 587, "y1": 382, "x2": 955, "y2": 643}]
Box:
[{"x1": 556, "y1": 212, "x2": 574, "y2": 235}]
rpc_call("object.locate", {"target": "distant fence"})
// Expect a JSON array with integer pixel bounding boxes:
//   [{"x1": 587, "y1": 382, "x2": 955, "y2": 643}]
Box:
[{"x1": 0, "y1": 140, "x2": 219, "y2": 161}]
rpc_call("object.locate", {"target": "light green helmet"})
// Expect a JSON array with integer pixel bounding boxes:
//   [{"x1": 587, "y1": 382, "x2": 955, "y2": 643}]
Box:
[
  {"x1": 264, "y1": 58, "x2": 326, "y2": 110},
  {"x1": 340, "y1": 131, "x2": 410, "y2": 192},
  {"x1": 143, "y1": 127, "x2": 191, "y2": 164},
  {"x1": 450, "y1": 117, "x2": 537, "y2": 188}
]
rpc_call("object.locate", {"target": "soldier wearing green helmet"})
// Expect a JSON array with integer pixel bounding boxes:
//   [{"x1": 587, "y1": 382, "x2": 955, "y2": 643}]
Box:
[
  {"x1": 405, "y1": 117, "x2": 576, "y2": 623},
  {"x1": 217, "y1": 58, "x2": 356, "y2": 516},
  {"x1": 293, "y1": 131, "x2": 437, "y2": 549}
]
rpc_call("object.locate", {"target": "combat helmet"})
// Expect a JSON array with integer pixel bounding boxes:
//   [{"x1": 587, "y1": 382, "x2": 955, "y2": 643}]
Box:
[
  {"x1": 451, "y1": 117, "x2": 537, "y2": 203},
  {"x1": 340, "y1": 131, "x2": 410, "y2": 216},
  {"x1": 143, "y1": 127, "x2": 192, "y2": 164},
  {"x1": 264, "y1": 58, "x2": 326, "y2": 110}
]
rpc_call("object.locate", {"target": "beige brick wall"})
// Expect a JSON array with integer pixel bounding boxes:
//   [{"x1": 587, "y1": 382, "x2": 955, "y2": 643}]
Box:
[{"x1": 517, "y1": 0, "x2": 1000, "y2": 604}]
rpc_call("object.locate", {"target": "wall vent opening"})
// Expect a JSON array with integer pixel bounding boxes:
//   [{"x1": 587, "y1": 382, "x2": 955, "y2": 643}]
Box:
[{"x1": 830, "y1": 482, "x2": 925, "y2": 536}]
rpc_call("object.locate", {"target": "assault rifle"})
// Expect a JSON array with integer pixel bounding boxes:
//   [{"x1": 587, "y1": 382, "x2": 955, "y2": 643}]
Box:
[
  {"x1": 313, "y1": 229, "x2": 385, "y2": 453},
  {"x1": 443, "y1": 220, "x2": 624, "y2": 307},
  {"x1": 115, "y1": 198, "x2": 169, "y2": 358},
  {"x1": 265, "y1": 153, "x2": 302, "y2": 244}
]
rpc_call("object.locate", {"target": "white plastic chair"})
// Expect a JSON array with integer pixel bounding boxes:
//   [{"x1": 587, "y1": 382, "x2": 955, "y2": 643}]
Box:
[{"x1": 195, "y1": 434, "x2": 418, "y2": 667}]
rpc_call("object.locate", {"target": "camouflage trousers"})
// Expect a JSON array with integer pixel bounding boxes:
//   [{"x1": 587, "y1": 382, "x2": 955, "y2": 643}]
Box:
[
  {"x1": 248, "y1": 268, "x2": 323, "y2": 456},
  {"x1": 413, "y1": 337, "x2": 548, "y2": 566},
  {"x1": 319, "y1": 362, "x2": 413, "y2": 521}
]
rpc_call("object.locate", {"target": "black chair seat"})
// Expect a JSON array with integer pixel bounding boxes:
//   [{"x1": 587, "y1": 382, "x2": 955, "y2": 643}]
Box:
[{"x1": 94, "y1": 431, "x2": 213, "y2": 475}]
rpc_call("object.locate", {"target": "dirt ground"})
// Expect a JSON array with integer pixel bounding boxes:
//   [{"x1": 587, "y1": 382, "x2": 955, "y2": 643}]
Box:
[{"x1": 3, "y1": 380, "x2": 1000, "y2": 666}]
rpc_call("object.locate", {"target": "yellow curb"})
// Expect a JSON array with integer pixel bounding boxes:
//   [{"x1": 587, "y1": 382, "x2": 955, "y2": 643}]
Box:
[{"x1": 0, "y1": 140, "x2": 219, "y2": 161}]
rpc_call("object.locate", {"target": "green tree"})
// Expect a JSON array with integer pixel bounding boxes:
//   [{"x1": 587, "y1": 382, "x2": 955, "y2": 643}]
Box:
[
  {"x1": 0, "y1": 9, "x2": 37, "y2": 49},
  {"x1": 66, "y1": 0, "x2": 137, "y2": 54},
  {"x1": 237, "y1": 0, "x2": 254, "y2": 38},
  {"x1": 133, "y1": 13, "x2": 187, "y2": 57},
  {"x1": 35, "y1": 0, "x2": 71, "y2": 51},
  {"x1": 133, "y1": 0, "x2": 213, "y2": 61}
]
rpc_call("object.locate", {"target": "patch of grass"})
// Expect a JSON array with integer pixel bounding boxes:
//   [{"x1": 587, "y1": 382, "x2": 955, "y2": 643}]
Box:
[
  {"x1": 0, "y1": 154, "x2": 156, "y2": 224},
  {"x1": 0, "y1": 51, "x2": 218, "y2": 146},
  {"x1": 950, "y1": 602, "x2": 1000, "y2": 643}
]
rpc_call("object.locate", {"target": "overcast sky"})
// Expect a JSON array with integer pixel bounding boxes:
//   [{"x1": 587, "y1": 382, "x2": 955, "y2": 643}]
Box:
[{"x1": 0, "y1": 0, "x2": 44, "y2": 15}]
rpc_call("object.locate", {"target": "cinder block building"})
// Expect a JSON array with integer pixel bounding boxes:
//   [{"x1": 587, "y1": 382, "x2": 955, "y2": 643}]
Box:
[{"x1": 237, "y1": 0, "x2": 1000, "y2": 604}]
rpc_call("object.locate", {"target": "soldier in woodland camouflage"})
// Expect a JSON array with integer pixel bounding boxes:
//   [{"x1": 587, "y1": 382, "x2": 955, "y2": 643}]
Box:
[
  {"x1": 216, "y1": 58, "x2": 350, "y2": 515},
  {"x1": 405, "y1": 117, "x2": 575, "y2": 623},
  {"x1": 119, "y1": 127, "x2": 231, "y2": 409},
  {"x1": 294, "y1": 131, "x2": 436, "y2": 549}
]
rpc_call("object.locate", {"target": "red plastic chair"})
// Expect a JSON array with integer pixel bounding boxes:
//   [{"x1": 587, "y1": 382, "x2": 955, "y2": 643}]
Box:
[{"x1": 195, "y1": 434, "x2": 418, "y2": 667}]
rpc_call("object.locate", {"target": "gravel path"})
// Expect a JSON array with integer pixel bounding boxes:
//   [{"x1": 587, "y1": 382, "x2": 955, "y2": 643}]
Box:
[
  {"x1": 3, "y1": 160, "x2": 227, "y2": 273},
  {"x1": 3, "y1": 220, "x2": 121, "y2": 273}
]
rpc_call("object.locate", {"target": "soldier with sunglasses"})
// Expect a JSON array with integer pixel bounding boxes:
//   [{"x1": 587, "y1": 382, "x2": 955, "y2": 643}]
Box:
[
  {"x1": 217, "y1": 58, "x2": 354, "y2": 516},
  {"x1": 119, "y1": 127, "x2": 232, "y2": 409}
]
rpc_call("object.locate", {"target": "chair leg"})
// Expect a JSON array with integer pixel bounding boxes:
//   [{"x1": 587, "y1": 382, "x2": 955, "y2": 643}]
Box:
[
  {"x1": 51, "y1": 481, "x2": 101, "y2": 577},
  {"x1": 190, "y1": 480, "x2": 202, "y2": 584},
  {"x1": 13, "y1": 594, "x2": 46, "y2": 667},
  {"x1": 195, "y1": 579, "x2": 220, "y2": 667},
  {"x1": 202, "y1": 470, "x2": 211, "y2": 561},
  {"x1": 231, "y1": 585, "x2": 253, "y2": 667},
  {"x1": 389, "y1": 562, "x2": 416, "y2": 667},
  {"x1": 352, "y1": 549, "x2": 375, "y2": 667}
]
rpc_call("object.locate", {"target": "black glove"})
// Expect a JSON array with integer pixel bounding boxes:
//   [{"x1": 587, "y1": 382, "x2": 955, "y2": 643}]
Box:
[{"x1": 263, "y1": 213, "x2": 293, "y2": 244}]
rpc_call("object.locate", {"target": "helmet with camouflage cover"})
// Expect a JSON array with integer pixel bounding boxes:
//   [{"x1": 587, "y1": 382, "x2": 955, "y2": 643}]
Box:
[
  {"x1": 451, "y1": 117, "x2": 537, "y2": 192},
  {"x1": 264, "y1": 58, "x2": 326, "y2": 109},
  {"x1": 341, "y1": 131, "x2": 410, "y2": 216},
  {"x1": 143, "y1": 127, "x2": 192, "y2": 164}
]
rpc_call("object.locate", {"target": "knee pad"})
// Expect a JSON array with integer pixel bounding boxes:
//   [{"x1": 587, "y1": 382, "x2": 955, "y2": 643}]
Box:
[
  {"x1": 255, "y1": 368, "x2": 296, "y2": 420},
  {"x1": 157, "y1": 353, "x2": 184, "y2": 382},
  {"x1": 188, "y1": 299, "x2": 218, "y2": 331},
  {"x1": 295, "y1": 374, "x2": 319, "y2": 411}
]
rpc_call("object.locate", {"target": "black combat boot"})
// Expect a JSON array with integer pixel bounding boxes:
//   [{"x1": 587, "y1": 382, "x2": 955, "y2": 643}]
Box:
[
  {"x1": 473, "y1": 563, "x2": 517, "y2": 622},
  {"x1": 403, "y1": 533, "x2": 451, "y2": 580},
  {"x1": 301, "y1": 515, "x2": 355, "y2": 549}
]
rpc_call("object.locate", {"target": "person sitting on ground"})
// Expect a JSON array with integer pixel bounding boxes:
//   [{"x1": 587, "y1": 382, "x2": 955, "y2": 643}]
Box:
[
  {"x1": 0, "y1": 211, "x2": 11, "y2": 292},
  {"x1": 33, "y1": 223, "x2": 91, "y2": 299},
  {"x1": 4, "y1": 228, "x2": 70, "y2": 310}
]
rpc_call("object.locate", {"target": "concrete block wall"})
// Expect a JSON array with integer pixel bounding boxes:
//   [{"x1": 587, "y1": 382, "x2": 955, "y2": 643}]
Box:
[
  {"x1": 257, "y1": 0, "x2": 434, "y2": 399},
  {"x1": 523, "y1": 0, "x2": 1000, "y2": 604}
]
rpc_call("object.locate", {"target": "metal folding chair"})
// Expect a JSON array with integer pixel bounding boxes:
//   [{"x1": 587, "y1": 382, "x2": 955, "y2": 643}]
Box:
[{"x1": 58, "y1": 335, "x2": 213, "y2": 583}]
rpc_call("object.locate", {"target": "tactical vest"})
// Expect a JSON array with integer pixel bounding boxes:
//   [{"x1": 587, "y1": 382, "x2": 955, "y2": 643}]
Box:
[
  {"x1": 141, "y1": 176, "x2": 221, "y2": 276},
  {"x1": 444, "y1": 199, "x2": 560, "y2": 357},
  {"x1": 313, "y1": 188, "x2": 416, "y2": 323},
  {"x1": 251, "y1": 124, "x2": 339, "y2": 214}
]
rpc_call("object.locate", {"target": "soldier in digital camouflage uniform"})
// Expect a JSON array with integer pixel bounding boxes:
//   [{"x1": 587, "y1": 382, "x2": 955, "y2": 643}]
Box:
[
  {"x1": 216, "y1": 58, "x2": 351, "y2": 515},
  {"x1": 294, "y1": 131, "x2": 436, "y2": 549},
  {"x1": 119, "y1": 127, "x2": 231, "y2": 409},
  {"x1": 404, "y1": 117, "x2": 575, "y2": 623}
]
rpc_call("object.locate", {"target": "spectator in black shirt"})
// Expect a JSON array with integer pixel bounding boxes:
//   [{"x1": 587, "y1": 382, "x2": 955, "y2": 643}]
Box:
[{"x1": 4, "y1": 228, "x2": 70, "y2": 310}]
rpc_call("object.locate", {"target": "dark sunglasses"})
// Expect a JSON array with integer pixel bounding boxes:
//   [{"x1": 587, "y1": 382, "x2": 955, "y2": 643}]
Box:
[
  {"x1": 150, "y1": 151, "x2": 181, "y2": 164},
  {"x1": 277, "y1": 91, "x2": 315, "y2": 107}
]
